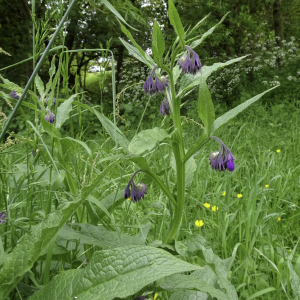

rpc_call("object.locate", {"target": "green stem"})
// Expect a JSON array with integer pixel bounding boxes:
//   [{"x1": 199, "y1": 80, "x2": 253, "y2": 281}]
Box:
[
  {"x1": 0, "y1": 0, "x2": 78, "y2": 144},
  {"x1": 164, "y1": 142, "x2": 185, "y2": 244}
]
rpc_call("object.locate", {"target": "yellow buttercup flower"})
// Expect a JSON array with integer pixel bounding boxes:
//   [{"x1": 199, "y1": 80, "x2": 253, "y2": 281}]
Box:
[
  {"x1": 268, "y1": 150, "x2": 271, "y2": 152},
  {"x1": 195, "y1": 220, "x2": 204, "y2": 227},
  {"x1": 204, "y1": 203, "x2": 211, "y2": 209},
  {"x1": 265, "y1": 185, "x2": 269, "y2": 188},
  {"x1": 212, "y1": 206, "x2": 219, "y2": 212},
  {"x1": 70, "y1": 167, "x2": 72, "y2": 170},
  {"x1": 222, "y1": 191, "x2": 226, "y2": 196},
  {"x1": 82, "y1": 156, "x2": 84, "y2": 158},
  {"x1": 154, "y1": 293, "x2": 158, "y2": 300},
  {"x1": 278, "y1": 217, "x2": 281, "y2": 221},
  {"x1": 237, "y1": 194, "x2": 243, "y2": 198},
  {"x1": 277, "y1": 149, "x2": 280, "y2": 153}
]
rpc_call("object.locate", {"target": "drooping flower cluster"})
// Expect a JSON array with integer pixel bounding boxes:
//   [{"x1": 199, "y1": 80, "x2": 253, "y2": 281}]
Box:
[
  {"x1": 144, "y1": 66, "x2": 169, "y2": 95},
  {"x1": 45, "y1": 109, "x2": 55, "y2": 124},
  {"x1": 209, "y1": 136, "x2": 236, "y2": 171},
  {"x1": 124, "y1": 170, "x2": 148, "y2": 202},
  {"x1": 159, "y1": 97, "x2": 171, "y2": 116},
  {"x1": 0, "y1": 211, "x2": 7, "y2": 224},
  {"x1": 177, "y1": 46, "x2": 201, "y2": 75},
  {"x1": 9, "y1": 90, "x2": 20, "y2": 100}
]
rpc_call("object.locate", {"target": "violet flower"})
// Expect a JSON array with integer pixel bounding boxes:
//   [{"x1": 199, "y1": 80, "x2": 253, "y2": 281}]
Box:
[
  {"x1": 144, "y1": 66, "x2": 168, "y2": 95},
  {"x1": 160, "y1": 97, "x2": 171, "y2": 116},
  {"x1": 32, "y1": 149, "x2": 38, "y2": 157},
  {"x1": 124, "y1": 170, "x2": 148, "y2": 202},
  {"x1": 53, "y1": 97, "x2": 57, "y2": 105},
  {"x1": 0, "y1": 211, "x2": 7, "y2": 224},
  {"x1": 178, "y1": 46, "x2": 201, "y2": 75},
  {"x1": 209, "y1": 136, "x2": 236, "y2": 172},
  {"x1": 9, "y1": 91, "x2": 20, "y2": 100},
  {"x1": 44, "y1": 109, "x2": 55, "y2": 124}
]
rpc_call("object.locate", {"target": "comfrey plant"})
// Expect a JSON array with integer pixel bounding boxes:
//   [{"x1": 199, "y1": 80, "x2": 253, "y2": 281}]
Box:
[{"x1": 119, "y1": 1, "x2": 277, "y2": 246}]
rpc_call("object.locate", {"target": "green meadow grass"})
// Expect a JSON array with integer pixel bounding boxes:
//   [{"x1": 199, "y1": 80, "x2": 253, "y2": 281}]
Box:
[{"x1": 1, "y1": 98, "x2": 299, "y2": 299}]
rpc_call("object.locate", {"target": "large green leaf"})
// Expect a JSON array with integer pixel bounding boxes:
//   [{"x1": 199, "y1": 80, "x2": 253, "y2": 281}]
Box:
[
  {"x1": 198, "y1": 78, "x2": 215, "y2": 135},
  {"x1": 175, "y1": 234, "x2": 238, "y2": 300},
  {"x1": 211, "y1": 86, "x2": 278, "y2": 134},
  {"x1": 190, "y1": 12, "x2": 230, "y2": 49},
  {"x1": 152, "y1": 20, "x2": 165, "y2": 66},
  {"x1": 178, "y1": 56, "x2": 248, "y2": 97},
  {"x1": 169, "y1": 289, "x2": 208, "y2": 300},
  {"x1": 0, "y1": 161, "x2": 117, "y2": 299},
  {"x1": 128, "y1": 127, "x2": 171, "y2": 155},
  {"x1": 287, "y1": 261, "x2": 300, "y2": 300},
  {"x1": 28, "y1": 246, "x2": 200, "y2": 300},
  {"x1": 159, "y1": 273, "x2": 228, "y2": 300},
  {"x1": 55, "y1": 94, "x2": 77, "y2": 128},
  {"x1": 168, "y1": 0, "x2": 185, "y2": 47},
  {"x1": 57, "y1": 223, "x2": 144, "y2": 249}
]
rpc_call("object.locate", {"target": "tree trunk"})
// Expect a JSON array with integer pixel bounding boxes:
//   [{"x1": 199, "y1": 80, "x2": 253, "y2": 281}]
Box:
[{"x1": 273, "y1": 0, "x2": 284, "y2": 42}]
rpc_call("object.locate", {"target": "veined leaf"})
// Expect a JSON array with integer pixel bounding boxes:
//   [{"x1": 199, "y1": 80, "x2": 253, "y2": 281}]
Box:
[
  {"x1": 168, "y1": 0, "x2": 185, "y2": 47},
  {"x1": 57, "y1": 223, "x2": 144, "y2": 249},
  {"x1": 169, "y1": 289, "x2": 209, "y2": 300},
  {"x1": 178, "y1": 56, "x2": 248, "y2": 97},
  {"x1": 211, "y1": 86, "x2": 278, "y2": 134},
  {"x1": 159, "y1": 273, "x2": 228, "y2": 300},
  {"x1": 119, "y1": 38, "x2": 155, "y2": 69},
  {"x1": 190, "y1": 12, "x2": 230, "y2": 49},
  {"x1": 0, "y1": 161, "x2": 118, "y2": 299},
  {"x1": 128, "y1": 127, "x2": 171, "y2": 155},
  {"x1": 34, "y1": 74, "x2": 44, "y2": 99},
  {"x1": 287, "y1": 261, "x2": 300, "y2": 300},
  {"x1": 175, "y1": 234, "x2": 238, "y2": 300},
  {"x1": 198, "y1": 77, "x2": 215, "y2": 135},
  {"x1": 28, "y1": 246, "x2": 200, "y2": 300},
  {"x1": 55, "y1": 94, "x2": 77, "y2": 128},
  {"x1": 93, "y1": 108, "x2": 129, "y2": 151},
  {"x1": 152, "y1": 20, "x2": 165, "y2": 66},
  {"x1": 120, "y1": 23, "x2": 155, "y2": 67}
]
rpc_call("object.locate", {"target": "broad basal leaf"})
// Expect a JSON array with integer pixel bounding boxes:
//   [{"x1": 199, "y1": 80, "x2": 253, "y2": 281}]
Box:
[
  {"x1": 28, "y1": 245, "x2": 200, "y2": 300},
  {"x1": 175, "y1": 234, "x2": 238, "y2": 300},
  {"x1": 128, "y1": 127, "x2": 171, "y2": 155},
  {"x1": 57, "y1": 223, "x2": 144, "y2": 249}
]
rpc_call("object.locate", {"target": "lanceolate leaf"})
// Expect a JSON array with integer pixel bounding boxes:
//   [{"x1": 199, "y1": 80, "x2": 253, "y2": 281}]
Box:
[
  {"x1": 198, "y1": 78, "x2": 215, "y2": 135},
  {"x1": 211, "y1": 86, "x2": 278, "y2": 134},
  {"x1": 120, "y1": 23, "x2": 155, "y2": 67},
  {"x1": 0, "y1": 161, "x2": 118, "y2": 299},
  {"x1": 178, "y1": 56, "x2": 248, "y2": 97},
  {"x1": 55, "y1": 94, "x2": 77, "y2": 128},
  {"x1": 119, "y1": 38, "x2": 155, "y2": 69},
  {"x1": 152, "y1": 20, "x2": 165, "y2": 66},
  {"x1": 128, "y1": 127, "x2": 171, "y2": 155},
  {"x1": 28, "y1": 246, "x2": 200, "y2": 300},
  {"x1": 168, "y1": 0, "x2": 185, "y2": 47},
  {"x1": 190, "y1": 12, "x2": 230, "y2": 49}
]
